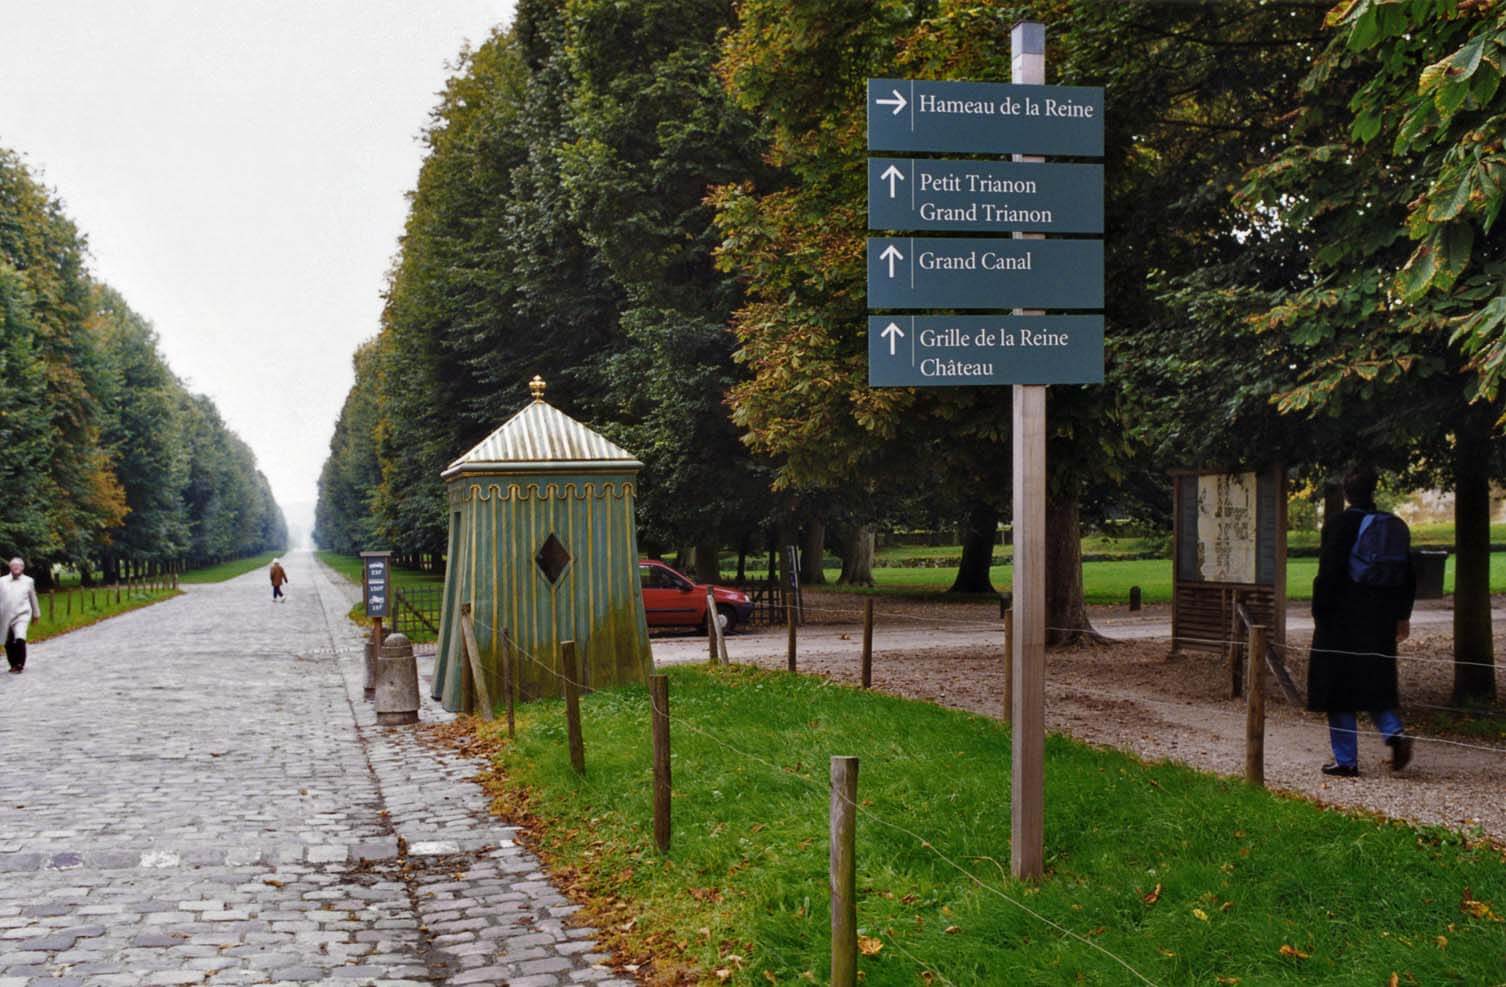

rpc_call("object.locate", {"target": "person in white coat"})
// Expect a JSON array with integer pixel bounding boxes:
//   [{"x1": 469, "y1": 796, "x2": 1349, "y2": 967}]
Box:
[{"x1": 3, "y1": 557, "x2": 41, "y2": 673}]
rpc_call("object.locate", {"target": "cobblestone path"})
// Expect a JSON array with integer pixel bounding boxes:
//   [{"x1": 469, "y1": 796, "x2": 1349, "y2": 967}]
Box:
[{"x1": 0, "y1": 552, "x2": 630, "y2": 987}]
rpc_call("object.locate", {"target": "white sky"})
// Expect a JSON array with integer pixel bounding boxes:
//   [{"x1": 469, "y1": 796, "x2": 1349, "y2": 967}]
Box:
[{"x1": 0, "y1": 0, "x2": 516, "y2": 541}]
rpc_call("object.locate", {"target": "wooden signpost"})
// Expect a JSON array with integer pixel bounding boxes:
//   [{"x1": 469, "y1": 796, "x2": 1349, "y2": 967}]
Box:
[{"x1": 866, "y1": 21, "x2": 1103, "y2": 881}]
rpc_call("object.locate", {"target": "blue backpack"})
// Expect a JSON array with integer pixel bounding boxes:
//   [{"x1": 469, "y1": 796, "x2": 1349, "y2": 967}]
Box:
[{"x1": 1347, "y1": 511, "x2": 1410, "y2": 588}]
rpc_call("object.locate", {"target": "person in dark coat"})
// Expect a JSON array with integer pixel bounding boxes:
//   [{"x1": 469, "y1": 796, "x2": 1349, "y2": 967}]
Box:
[{"x1": 1307, "y1": 466, "x2": 1416, "y2": 776}]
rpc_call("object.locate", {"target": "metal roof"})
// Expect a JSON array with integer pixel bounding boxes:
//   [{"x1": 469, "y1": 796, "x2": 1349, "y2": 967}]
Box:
[{"x1": 442, "y1": 386, "x2": 641, "y2": 477}]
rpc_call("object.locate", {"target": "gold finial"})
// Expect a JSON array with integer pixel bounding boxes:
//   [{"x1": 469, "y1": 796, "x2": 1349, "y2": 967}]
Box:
[{"x1": 529, "y1": 375, "x2": 546, "y2": 402}]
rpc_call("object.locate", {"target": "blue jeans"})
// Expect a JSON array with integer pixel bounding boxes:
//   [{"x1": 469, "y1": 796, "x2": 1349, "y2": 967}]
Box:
[{"x1": 1327, "y1": 710, "x2": 1404, "y2": 768}]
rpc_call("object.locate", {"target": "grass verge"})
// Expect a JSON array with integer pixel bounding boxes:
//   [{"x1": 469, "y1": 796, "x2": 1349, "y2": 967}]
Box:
[
  {"x1": 28, "y1": 588, "x2": 180, "y2": 643},
  {"x1": 468, "y1": 664, "x2": 1506, "y2": 986},
  {"x1": 318, "y1": 550, "x2": 444, "y2": 643},
  {"x1": 178, "y1": 551, "x2": 284, "y2": 584}
]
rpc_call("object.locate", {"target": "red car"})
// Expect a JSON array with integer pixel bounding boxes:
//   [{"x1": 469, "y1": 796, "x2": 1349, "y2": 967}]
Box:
[{"x1": 639, "y1": 559, "x2": 753, "y2": 634}]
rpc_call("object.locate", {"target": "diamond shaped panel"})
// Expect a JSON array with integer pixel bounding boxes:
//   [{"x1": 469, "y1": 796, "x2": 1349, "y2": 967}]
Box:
[{"x1": 535, "y1": 533, "x2": 571, "y2": 585}]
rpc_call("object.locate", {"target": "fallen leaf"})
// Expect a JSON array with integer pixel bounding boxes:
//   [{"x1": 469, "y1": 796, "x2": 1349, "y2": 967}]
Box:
[
  {"x1": 1215, "y1": 977, "x2": 1240, "y2": 985},
  {"x1": 762, "y1": 972, "x2": 777, "y2": 984},
  {"x1": 1435, "y1": 935, "x2": 1448, "y2": 949},
  {"x1": 715, "y1": 969, "x2": 731, "y2": 982},
  {"x1": 1158, "y1": 948, "x2": 1176, "y2": 958},
  {"x1": 1387, "y1": 974, "x2": 1398, "y2": 987},
  {"x1": 1142, "y1": 883, "x2": 1162, "y2": 905},
  {"x1": 1461, "y1": 890, "x2": 1502, "y2": 922},
  {"x1": 1192, "y1": 908, "x2": 1209, "y2": 922},
  {"x1": 944, "y1": 925, "x2": 960, "y2": 935},
  {"x1": 1278, "y1": 944, "x2": 1310, "y2": 960},
  {"x1": 858, "y1": 935, "x2": 884, "y2": 956}
]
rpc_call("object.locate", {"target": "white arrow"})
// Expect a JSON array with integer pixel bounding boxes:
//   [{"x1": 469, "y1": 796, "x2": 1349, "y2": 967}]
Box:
[
  {"x1": 875, "y1": 88, "x2": 907, "y2": 115},
  {"x1": 879, "y1": 243, "x2": 904, "y2": 278},
  {"x1": 881, "y1": 321, "x2": 905, "y2": 356},
  {"x1": 880, "y1": 164, "x2": 905, "y2": 199}
]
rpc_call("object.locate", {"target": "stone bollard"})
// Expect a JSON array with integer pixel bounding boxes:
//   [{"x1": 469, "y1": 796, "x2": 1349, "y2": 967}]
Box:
[{"x1": 375, "y1": 633, "x2": 420, "y2": 726}]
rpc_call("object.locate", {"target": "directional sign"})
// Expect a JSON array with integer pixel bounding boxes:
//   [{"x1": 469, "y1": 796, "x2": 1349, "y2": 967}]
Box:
[
  {"x1": 868, "y1": 79, "x2": 1104, "y2": 156},
  {"x1": 868, "y1": 315, "x2": 1103, "y2": 386},
  {"x1": 868, "y1": 158, "x2": 1102, "y2": 234},
  {"x1": 867, "y1": 237, "x2": 1103, "y2": 310},
  {"x1": 361, "y1": 551, "x2": 391, "y2": 619}
]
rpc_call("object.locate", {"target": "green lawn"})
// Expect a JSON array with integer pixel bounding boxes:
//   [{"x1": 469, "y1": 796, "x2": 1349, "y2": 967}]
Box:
[
  {"x1": 481, "y1": 665, "x2": 1506, "y2": 985},
  {"x1": 318, "y1": 551, "x2": 445, "y2": 642},
  {"x1": 178, "y1": 551, "x2": 284, "y2": 584},
  {"x1": 783, "y1": 552, "x2": 1506, "y2": 605},
  {"x1": 29, "y1": 585, "x2": 179, "y2": 642}
]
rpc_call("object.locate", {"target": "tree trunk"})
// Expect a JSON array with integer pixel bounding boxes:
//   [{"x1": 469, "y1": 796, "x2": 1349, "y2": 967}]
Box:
[
  {"x1": 693, "y1": 541, "x2": 722, "y2": 583},
  {"x1": 801, "y1": 520, "x2": 826, "y2": 585},
  {"x1": 1046, "y1": 491, "x2": 1098, "y2": 645},
  {"x1": 735, "y1": 533, "x2": 750, "y2": 583},
  {"x1": 1453, "y1": 423, "x2": 1497, "y2": 704},
  {"x1": 1322, "y1": 478, "x2": 1344, "y2": 526},
  {"x1": 674, "y1": 545, "x2": 693, "y2": 573},
  {"x1": 836, "y1": 525, "x2": 876, "y2": 587},
  {"x1": 949, "y1": 502, "x2": 997, "y2": 594}
]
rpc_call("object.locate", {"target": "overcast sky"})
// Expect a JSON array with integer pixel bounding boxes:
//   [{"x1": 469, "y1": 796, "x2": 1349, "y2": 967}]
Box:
[{"x1": 0, "y1": 0, "x2": 516, "y2": 541}]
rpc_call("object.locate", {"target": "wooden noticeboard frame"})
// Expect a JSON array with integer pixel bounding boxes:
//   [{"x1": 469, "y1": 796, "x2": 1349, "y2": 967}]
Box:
[{"x1": 1170, "y1": 466, "x2": 1287, "y2": 659}]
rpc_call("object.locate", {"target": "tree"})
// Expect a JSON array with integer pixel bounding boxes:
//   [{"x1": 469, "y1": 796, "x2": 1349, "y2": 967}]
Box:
[{"x1": 1238, "y1": 0, "x2": 1504, "y2": 703}]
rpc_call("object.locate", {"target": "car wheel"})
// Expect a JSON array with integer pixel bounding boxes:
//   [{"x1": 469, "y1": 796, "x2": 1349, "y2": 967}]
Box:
[{"x1": 716, "y1": 604, "x2": 737, "y2": 636}]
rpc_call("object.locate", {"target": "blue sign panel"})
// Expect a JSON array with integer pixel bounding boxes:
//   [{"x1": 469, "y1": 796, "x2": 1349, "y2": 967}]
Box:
[
  {"x1": 868, "y1": 315, "x2": 1104, "y2": 387},
  {"x1": 867, "y1": 79, "x2": 1104, "y2": 156},
  {"x1": 867, "y1": 237, "x2": 1103, "y2": 310},
  {"x1": 868, "y1": 158, "x2": 1102, "y2": 234}
]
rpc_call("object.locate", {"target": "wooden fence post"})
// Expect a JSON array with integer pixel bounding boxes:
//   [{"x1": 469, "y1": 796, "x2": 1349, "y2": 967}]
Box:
[
  {"x1": 651, "y1": 674, "x2": 671, "y2": 853},
  {"x1": 460, "y1": 607, "x2": 494, "y2": 722},
  {"x1": 458, "y1": 606, "x2": 473, "y2": 714},
  {"x1": 1246, "y1": 624, "x2": 1267, "y2": 787},
  {"x1": 563, "y1": 640, "x2": 586, "y2": 775},
  {"x1": 830, "y1": 756, "x2": 859, "y2": 987},
  {"x1": 48, "y1": 589, "x2": 55, "y2": 622},
  {"x1": 786, "y1": 595, "x2": 797, "y2": 672},
  {"x1": 1002, "y1": 608, "x2": 1014, "y2": 725},
  {"x1": 501, "y1": 630, "x2": 516, "y2": 739},
  {"x1": 706, "y1": 589, "x2": 719, "y2": 665},
  {"x1": 861, "y1": 598, "x2": 874, "y2": 689}
]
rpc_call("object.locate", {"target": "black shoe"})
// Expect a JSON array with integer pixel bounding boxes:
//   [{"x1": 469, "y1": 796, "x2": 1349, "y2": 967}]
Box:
[
  {"x1": 7, "y1": 666, "x2": 21, "y2": 674},
  {"x1": 1387, "y1": 734, "x2": 1414, "y2": 771},
  {"x1": 1321, "y1": 762, "x2": 1359, "y2": 777}
]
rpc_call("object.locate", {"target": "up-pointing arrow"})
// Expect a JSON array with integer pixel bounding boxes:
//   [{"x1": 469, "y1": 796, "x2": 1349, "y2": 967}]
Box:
[
  {"x1": 880, "y1": 164, "x2": 905, "y2": 199},
  {"x1": 879, "y1": 243, "x2": 904, "y2": 278},
  {"x1": 875, "y1": 88, "x2": 907, "y2": 115},
  {"x1": 880, "y1": 321, "x2": 905, "y2": 357}
]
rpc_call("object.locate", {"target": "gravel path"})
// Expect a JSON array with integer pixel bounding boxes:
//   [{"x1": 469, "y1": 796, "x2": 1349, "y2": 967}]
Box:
[
  {"x1": 654, "y1": 592, "x2": 1506, "y2": 840},
  {"x1": 0, "y1": 550, "x2": 633, "y2": 986}
]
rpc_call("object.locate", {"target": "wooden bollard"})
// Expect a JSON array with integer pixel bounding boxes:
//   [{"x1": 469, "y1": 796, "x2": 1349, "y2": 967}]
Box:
[
  {"x1": 563, "y1": 640, "x2": 586, "y2": 776},
  {"x1": 860, "y1": 598, "x2": 873, "y2": 689},
  {"x1": 706, "y1": 589, "x2": 719, "y2": 664},
  {"x1": 651, "y1": 674, "x2": 671, "y2": 853},
  {"x1": 1246, "y1": 624, "x2": 1267, "y2": 787},
  {"x1": 829, "y1": 756, "x2": 859, "y2": 987},
  {"x1": 1129, "y1": 585, "x2": 1142, "y2": 611},
  {"x1": 786, "y1": 596, "x2": 797, "y2": 672},
  {"x1": 1002, "y1": 608, "x2": 1014, "y2": 724},
  {"x1": 48, "y1": 589, "x2": 54, "y2": 622}
]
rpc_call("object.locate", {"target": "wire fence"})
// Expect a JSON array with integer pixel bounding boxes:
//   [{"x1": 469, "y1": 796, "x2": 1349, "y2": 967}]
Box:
[{"x1": 350, "y1": 583, "x2": 1503, "y2": 985}]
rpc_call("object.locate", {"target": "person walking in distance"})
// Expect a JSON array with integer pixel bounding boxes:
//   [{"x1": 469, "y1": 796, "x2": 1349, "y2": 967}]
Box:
[
  {"x1": 270, "y1": 558, "x2": 289, "y2": 603},
  {"x1": 1308, "y1": 466, "x2": 1416, "y2": 776},
  {"x1": 2, "y1": 558, "x2": 41, "y2": 674}
]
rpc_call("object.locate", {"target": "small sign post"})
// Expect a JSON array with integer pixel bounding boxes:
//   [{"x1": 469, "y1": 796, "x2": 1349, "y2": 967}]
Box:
[
  {"x1": 865, "y1": 20, "x2": 1102, "y2": 881},
  {"x1": 360, "y1": 551, "x2": 392, "y2": 701}
]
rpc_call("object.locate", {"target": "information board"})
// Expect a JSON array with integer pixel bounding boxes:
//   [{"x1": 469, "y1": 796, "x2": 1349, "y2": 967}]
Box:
[
  {"x1": 867, "y1": 237, "x2": 1103, "y2": 310},
  {"x1": 867, "y1": 79, "x2": 1104, "y2": 156},
  {"x1": 361, "y1": 551, "x2": 391, "y2": 619},
  {"x1": 868, "y1": 158, "x2": 1103, "y2": 234},
  {"x1": 867, "y1": 315, "x2": 1103, "y2": 386}
]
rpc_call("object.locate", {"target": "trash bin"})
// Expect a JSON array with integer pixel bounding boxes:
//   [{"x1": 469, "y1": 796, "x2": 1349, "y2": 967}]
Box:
[{"x1": 1413, "y1": 549, "x2": 1447, "y2": 600}]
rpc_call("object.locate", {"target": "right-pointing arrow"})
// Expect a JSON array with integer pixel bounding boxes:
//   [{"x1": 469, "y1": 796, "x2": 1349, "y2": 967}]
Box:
[
  {"x1": 879, "y1": 243, "x2": 904, "y2": 278},
  {"x1": 880, "y1": 321, "x2": 905, "y2": 357},
  {"x1": 875, "y1": 88, "x2": 907, "y2": 115}
]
